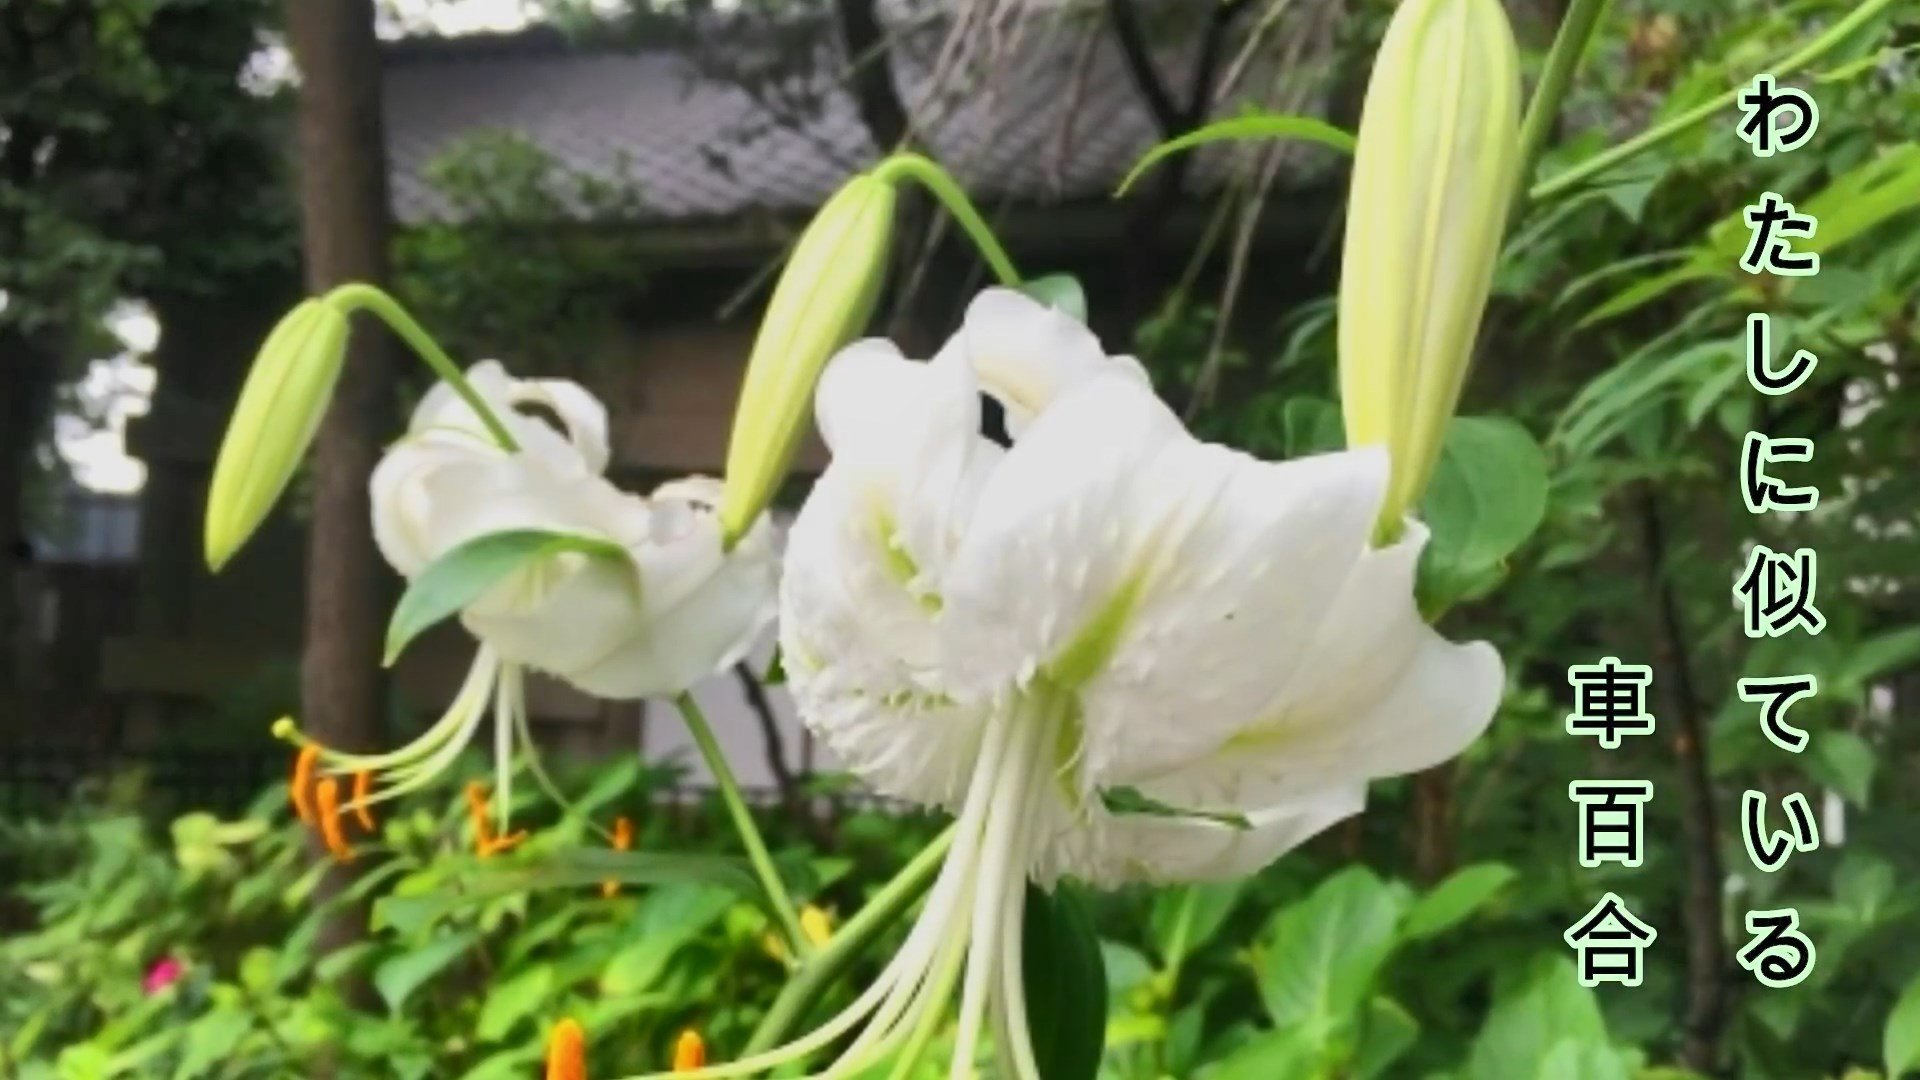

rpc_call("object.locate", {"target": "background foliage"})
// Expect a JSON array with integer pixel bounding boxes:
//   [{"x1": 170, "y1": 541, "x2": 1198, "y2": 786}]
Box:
[{"x1": 6, "y1": 0, "x2": 1920, "y2": 1078}]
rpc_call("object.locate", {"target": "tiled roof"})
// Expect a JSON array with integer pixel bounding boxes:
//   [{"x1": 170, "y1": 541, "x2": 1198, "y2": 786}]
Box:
[{"x1": 381, "y1": 7, "x2": 1335, "y2": 226}]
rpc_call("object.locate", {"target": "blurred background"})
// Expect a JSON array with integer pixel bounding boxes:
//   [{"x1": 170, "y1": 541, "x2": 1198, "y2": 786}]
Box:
[{"x1": 3, "y1": 1, "x2": 1919, "y2": 1077}]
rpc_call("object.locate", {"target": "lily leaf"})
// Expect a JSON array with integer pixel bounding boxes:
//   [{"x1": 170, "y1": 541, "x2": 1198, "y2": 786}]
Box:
[
  {"x1": 384, "y1": 528, "x2": 630, "y2": 665},
  {"x1": 1116, "y1": 111, "x2": 1356, "y2": 196},
  {"x1": 1023, "y1": 883, "x2": 1107, "y2": 1080},
  {"x1": 1100, "y1": 786, "x2": 1250, "y2": 831},
  {"x1": 1417, "y1": 417, "x2": 1549, "y2": 615}
]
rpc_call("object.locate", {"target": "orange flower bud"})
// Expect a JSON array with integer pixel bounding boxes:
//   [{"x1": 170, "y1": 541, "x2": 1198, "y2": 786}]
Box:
[
  {"x1": 545, "y1": 1018, "x2": 587, "y2": 1080},
  {"x1": 602, "y1": 815, "x2": 634, "y2": 899},
  {"x1": 672, "y1": 1028, "x2": 707, "y2": 1072}
]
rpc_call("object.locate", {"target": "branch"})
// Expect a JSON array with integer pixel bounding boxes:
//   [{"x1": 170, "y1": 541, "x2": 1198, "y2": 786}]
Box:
[
  {"x1": 732, "y1": 660, "x2": 799, "y2": 807},
  {"x1": 1635, "y1": 486, "x2": 1730, "y2": 1073},
  {"x1": 1104, "y1": 0, "x2": 1182, "y2": 133},
  {"x1": 833, "y1": 0, "x2": 911, "y2": 151}
]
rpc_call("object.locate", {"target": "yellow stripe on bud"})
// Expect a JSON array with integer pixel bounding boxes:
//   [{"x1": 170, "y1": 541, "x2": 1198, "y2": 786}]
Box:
[
  {"x1": 718, "y1": 173, "x2": 896, "y2": 545},
  {"x1": 1338, "y1": 0, "x2": 1520, "y2": 536},
  {"x1": 204, "y1": 299, "x2": 350, "y2": 571}
]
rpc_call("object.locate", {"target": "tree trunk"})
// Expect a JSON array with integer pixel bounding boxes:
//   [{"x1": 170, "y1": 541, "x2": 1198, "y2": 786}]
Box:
[
  {"x1": 0, "y1": 330, "x2": 58, "y2": 732},
  {"x1": 284, "y1": 0, "x2": 396, "y2": 996}
]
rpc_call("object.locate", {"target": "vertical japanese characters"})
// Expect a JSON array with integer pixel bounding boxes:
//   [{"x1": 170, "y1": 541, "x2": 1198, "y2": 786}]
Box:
[
  {"x1": 1562, "y1": 657, "x2": 1660, "y2": 987},
  {"x1": 1728, "y1": 71, "x2": 1825, "y2": 990}
]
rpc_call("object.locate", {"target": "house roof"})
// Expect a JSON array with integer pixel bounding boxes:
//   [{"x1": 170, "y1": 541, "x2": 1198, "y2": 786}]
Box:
[{"x1": 380, "y1": 7, "x2": 1336, "y2": 228}]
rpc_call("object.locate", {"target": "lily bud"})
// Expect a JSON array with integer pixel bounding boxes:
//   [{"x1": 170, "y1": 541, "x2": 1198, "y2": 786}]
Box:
[
  {"x1": 1337, "y1": 0, "x2": 1520, "y2": 533},
  {"x1": 718, "y1": 172, "x2": 896, "y2": 545},
  {"x1": 203, "y1": 298, "x2": 350, "y2": 570}
]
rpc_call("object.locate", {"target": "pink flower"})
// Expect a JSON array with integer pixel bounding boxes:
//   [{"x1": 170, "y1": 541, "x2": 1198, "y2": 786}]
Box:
[{"x1": 142, "y1": 957, "x2": 184, "y2": 996}]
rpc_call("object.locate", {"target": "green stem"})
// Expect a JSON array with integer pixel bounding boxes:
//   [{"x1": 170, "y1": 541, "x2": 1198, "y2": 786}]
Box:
[
  {"x1": 870, "y1": 153, "x2": 1023, "y2": 287},
  {"x1": 323, "y1": 283, "x2": 521, "y2": 452},
  {"x1": 674, "y1": 691, "x2": 809, "y2": 956},
  {"x1": 1510, "y1": 0, "x2": 1608, "y2": 221},
  {"x1": 742, "y1": 824, "x2": 956, "y2": 1056},
  {"x1": 1528, "y1": 0, "x2": 1899, "y2": 203}
]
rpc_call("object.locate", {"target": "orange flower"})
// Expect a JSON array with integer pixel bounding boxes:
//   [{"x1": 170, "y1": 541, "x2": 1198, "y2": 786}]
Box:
[
  {"x1": 289, "y1": 744, "x2": 319, "y2": 824},
  {"x1": 351, "y1": 769, "x2": 378, "y2": 833},
  {"x1": 313, "y1": 777, "x2": 354, "y2": 862},
  {"x1": 602, "y1": 815, "x2": 634, "y2": 899},
  {"x1": 672, "y1": 1028, "x2": 707, "y2": 1072},
  {"x1": 545, "y1": 1018, "x2": 586, "y2": 1080}
]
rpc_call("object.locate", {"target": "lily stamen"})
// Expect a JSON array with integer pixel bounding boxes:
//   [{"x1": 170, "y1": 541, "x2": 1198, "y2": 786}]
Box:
[
  {"x1": 313, "y1": 777, "x2": 355, "y2": 863},
  {"x1": 351, "y1": 769, "x2": 378, "y2": 832},
  {"x1": 464, "y1": 780, "x2": 527, "y2": 857},
  {"x1": 289, "y1": 741, "x2": 319, "y2": 825}
]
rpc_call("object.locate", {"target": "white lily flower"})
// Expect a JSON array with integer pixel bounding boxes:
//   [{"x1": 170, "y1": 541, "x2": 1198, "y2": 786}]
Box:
[
  {"x1": 691, "y1": 289, "x2": 1502, "y2": 1080},
  {"x1": 282, "y1": 360, "x2": 777, "y2": 840}
]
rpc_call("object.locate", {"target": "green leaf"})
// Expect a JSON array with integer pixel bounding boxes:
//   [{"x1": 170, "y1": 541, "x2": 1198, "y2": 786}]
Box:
[
  {"x1": 1022, "y1": 884, "x2": 1108, "y2": 1080},
  {"x1": 1466, "y1": 955, "x2": 1615, "y2": 1079},
  {"x1": 1202, "y1": 1027, "x2": 1320, "y2": 1080},
  {"x1": 1256, "y1": 866, "x2": 1407, "y2": 1038},
  {"x1": 172, "y1": 1009, "x2": 250, "y2": 1080},
  {"x1": 1282, "y1": 397, "x2": 1345, "y2": 458},
  {"x1": 1099, "y1": 786, "x2": 1250, "y2": 830},
  {"x1": 1117, "y1": 111, "x2": 1356, "y2": 196},
  {"x1": 373, "y1": 850, "x2": 760, "y2": 936},
  {"x1": 1809, "y1": 731, "x2": 1876, "y2": 809},
  {"x1": 1400, "y1": 863, "x2": 1517, "y2": 942},
  {"x1": 1354, "y1": 997, "x2": 1420, "y2": 1079},
  {"x1": 1837, "y1": 625, "x2": 1920, "y2": 696},
  {"x1": 600, "y1": 883, "x2": 734, "y2": 996},
  {"x1": 1148, "y1": 882, "x2": 1245, "y2": 968},
  {"x1": 374, "y1": 931, "x2": 479, "y2": 1014},
  {"x1": 1417, "y1": 417, "x2": 1549, "y2": 613},
  {"x1": 1019, "y1": 274, "x2": 1088, "y2": 323},
  {"x1": 1885, "y1": 969, "x2": 1920, "y2": 1076},
  {"x1": 476, "y1": 964, "x2": 554, "y2": 1042},
  {"x1": 384, "y1": 528, "x2": 630, "y2": 664}
]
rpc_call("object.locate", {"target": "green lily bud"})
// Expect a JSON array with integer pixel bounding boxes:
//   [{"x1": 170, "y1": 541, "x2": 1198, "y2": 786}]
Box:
[
  {"x1": 203, "y1": 298, "x2": 350, "y2": 570},
  {"x1": 719, "y1": 172, "x2": 897, "y2": 545},
  {"x1": 1338, "y1": 0, "x2": 1521, "y2": 536}
]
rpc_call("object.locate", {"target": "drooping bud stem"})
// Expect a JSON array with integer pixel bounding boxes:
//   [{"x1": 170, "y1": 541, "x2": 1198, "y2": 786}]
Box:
[
  {"x1": 1338, "y1": 0, "x2": 1520, "y2": 539},
  {"x1": 203, "y1": 283, "x2": 517, "y2": 570},
  {"x1": 717, "y1": 153, "x2": 1024, "y2": 545}
]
